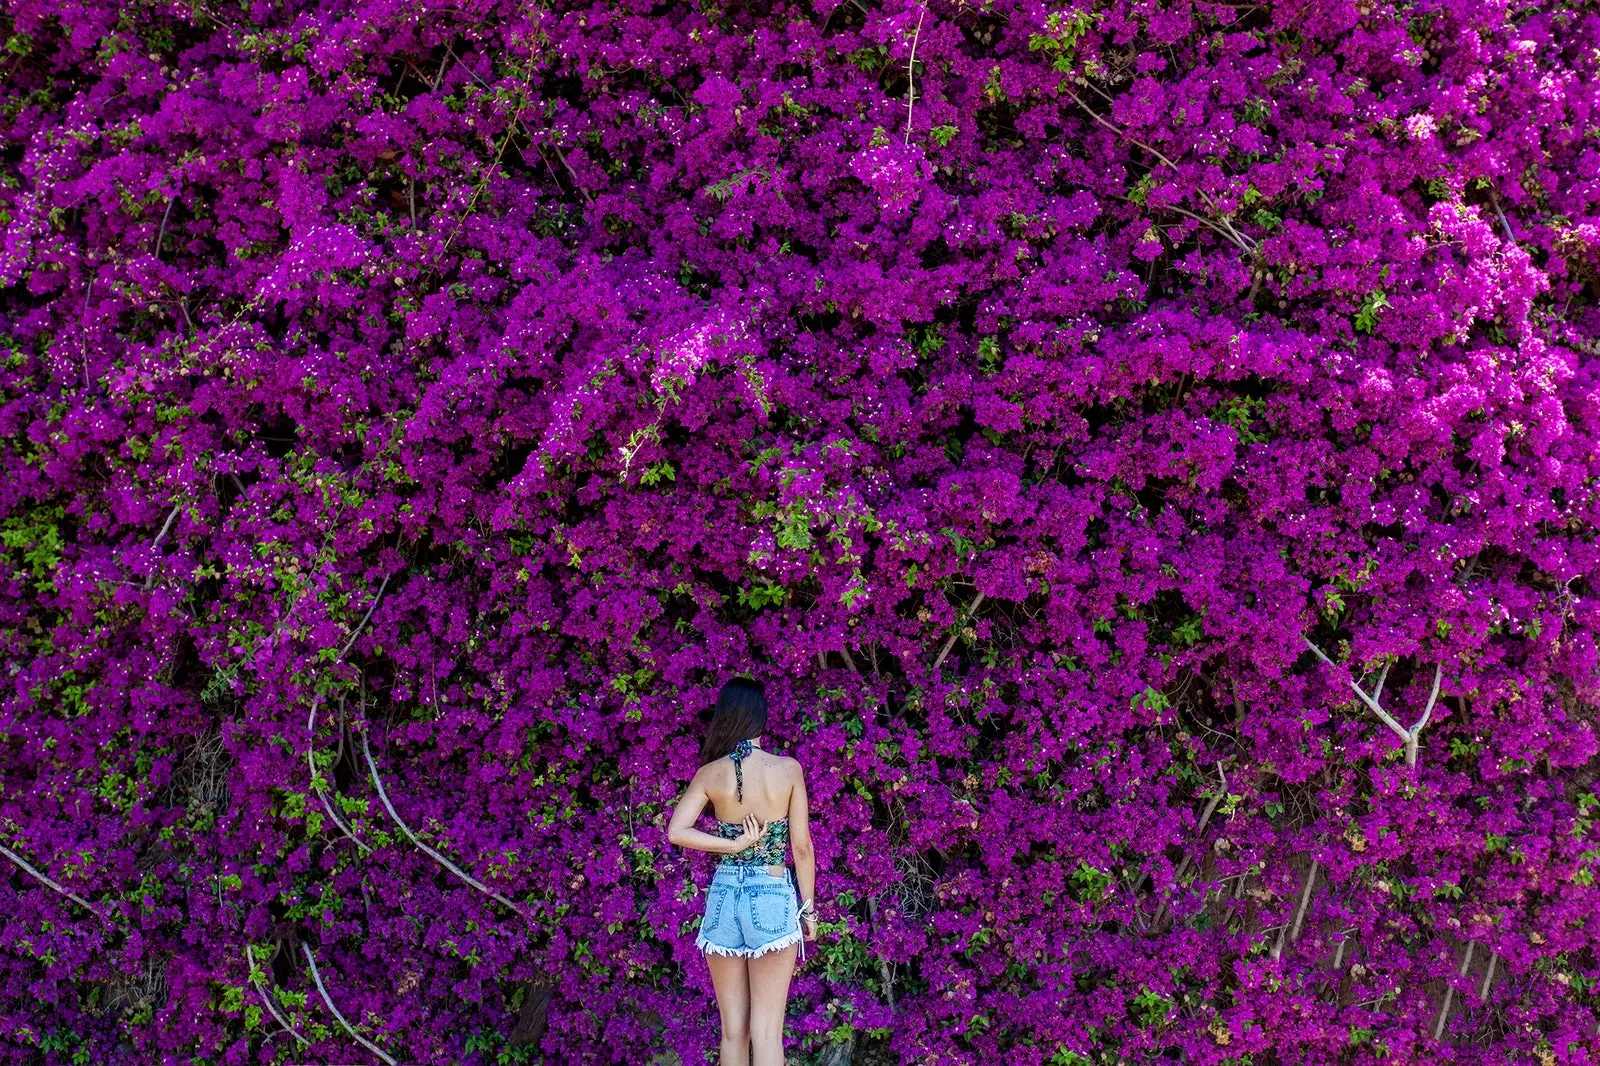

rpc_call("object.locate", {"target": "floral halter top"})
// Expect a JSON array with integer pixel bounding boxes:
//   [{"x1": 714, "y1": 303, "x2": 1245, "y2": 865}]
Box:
[{"x1": 712, "y1": 738, "x2": 790, "y2": 867}]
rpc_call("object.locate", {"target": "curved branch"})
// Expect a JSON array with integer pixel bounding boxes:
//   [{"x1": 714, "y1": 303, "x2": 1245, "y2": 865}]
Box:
[
  {"x1": 301, "y1": 942, "x2": 399, "y2": 1065},
  {"x1": 0, "y1": 843, "x2": 105, "y2": 920},
  {"x1": 359, "y1": 729, "x2": 526, "y2": 918},
  {"x1": 1301, "y1": 638, "x2": 1410, "y2": 742},
  {"x1": 306, "y1": 573, "x2": 393, "y2": 853},
  {"x1": 245, "y1": 945, "x2": 309, "y2": 1048}
]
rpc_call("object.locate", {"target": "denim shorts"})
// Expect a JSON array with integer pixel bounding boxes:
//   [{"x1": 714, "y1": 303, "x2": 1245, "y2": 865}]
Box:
[{"x1": 695, "y1": 864, "x2": 805, "y2": 961}]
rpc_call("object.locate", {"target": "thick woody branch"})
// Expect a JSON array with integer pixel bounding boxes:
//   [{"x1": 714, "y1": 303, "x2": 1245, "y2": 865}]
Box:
[{"x1": 301, "y1": 943, "x2": 399, "y2": 1065}]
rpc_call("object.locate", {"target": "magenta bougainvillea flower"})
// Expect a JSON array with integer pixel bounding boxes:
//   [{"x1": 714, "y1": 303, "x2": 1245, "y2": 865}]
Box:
[{"x1": 2, "y1": 0, "x2": 1599, "y2": 1064}]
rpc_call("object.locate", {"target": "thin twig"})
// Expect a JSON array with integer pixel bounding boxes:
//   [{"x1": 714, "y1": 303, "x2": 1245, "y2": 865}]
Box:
[
  {"x1": 339, "y1": 574, "x2": 392, "y2": 660},
  {"x1": 359, "y1": 730, "x2": 526, "y2": 917},
  {"x1": 932, "y1": 592, "x2": 985, "y2": 670},
  {"x1": 301, "y1": 943, "x2": 399, "y2": 1065},
  {"x1": 143, "y1": 502, "x2": 184, "y2": 590},
  {"x1": 1491, "y1": 196, "x2": 1516, "y2": 245},
  {"x1": 307, "y1": 574, "x2": 393, "y2": 853},
  {"x1": 866, "y1": 895, "x2": 896, "y2": 1011},
  {"x1": 154, "y1": 194, "x2": 177, "y2": 259},
  {"x1": 0, "y1": 843, "x2": 104, "y2": 918},
  {"x1": 1478, "y1": 950, "x2": 1497, "y2": 1002},
  {"x1": 245, "y1": 946, "x2": 309, "y2": 1047},
  {"x1": 903, "y1": 6, "x2": 926, "y2": 146}
]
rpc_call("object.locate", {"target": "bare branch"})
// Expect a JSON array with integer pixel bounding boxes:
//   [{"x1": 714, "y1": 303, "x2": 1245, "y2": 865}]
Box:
[
  {"x1": 1491, "y1": 195, "x2": 1517, "y2": 245},
  {"x1": 866, "y1": 895, "x2": 896, "y2": 1011},
  {"x1": 306, "y1": 574, "x2": 393, "y2": 853},
  {"x1": 307, "y1": 697, "x2": 372, "y2": 855},
  {"x1": 245, "y1": 946, "x2": 309, "y2": 1047},
  {"x1": 1271, "y1": 859, "x2": 1317, "y2": 960},
  {"x1": 1332, "y1": 929, "x2": 1354, "y2": 969},
  {"x1": 154, "y1": 194, "x2": 177, "y2": 259},
  {"x1": 0, "y1": 843, "x2": 104, "y2": 918},
  {"x1": 1370, "y1": 660, "x2": 1390, "y2": 707},
  {"x1": 301, "y1": 943, "x2": 399, "y2": 1065},
  {"x1": 338, "y1": 573, "x2": 392, "y2": 661},
  {"x1": 1409, "y1": 662, "x2": 1444, "y2": 736},
  {"x1": 903, "y1": 6, "x2": 926, "y2": 146},
  {"x1": 1432, "y1": 939, "x2": 1475, "y2": 1040},
  {"x1": 1302, "y1": 637, "x2": 1410, "y2": 742},
  {"x1": 932, "y1": 592, "x2": 986, "y2": 671},
  {"x1": 143, "y1": 502, "x2": 184, "y2": 590},
  {"x1": 840, "y1": 645, "x2": 859, "y2": 674},
  {"x1": 1289, "y1": 859, "x2": 1318, "y2": 942},
  {"x1": 359, "y1": 729, "x2": 526, "y2": 917},
  {"x1": 1478, "y1": 950, "x2": 1496, "y2": 1002},
  {"x1": 1152, "y1": 764, "x2": 1227, "y2": 927}
]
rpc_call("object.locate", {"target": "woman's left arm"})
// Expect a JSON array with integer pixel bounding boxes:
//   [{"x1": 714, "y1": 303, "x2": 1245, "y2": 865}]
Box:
[{"x1": 666, "y1": 771, "x2": 759, "y2": 856}]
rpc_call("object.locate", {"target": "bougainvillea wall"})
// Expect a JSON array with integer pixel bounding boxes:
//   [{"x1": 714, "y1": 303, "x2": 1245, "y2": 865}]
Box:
[{"x1": 3, "y1": 0, "x2": 1600, "y2": 1062}]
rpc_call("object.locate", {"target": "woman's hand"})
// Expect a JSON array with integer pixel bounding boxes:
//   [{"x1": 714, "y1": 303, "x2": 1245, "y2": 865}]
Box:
[
  {"x1": 799, "y1": 898, "x2": 817, "y2": 941},
  {"x1": 728, "y1": 813, "x2": 765, "y2": 853}
]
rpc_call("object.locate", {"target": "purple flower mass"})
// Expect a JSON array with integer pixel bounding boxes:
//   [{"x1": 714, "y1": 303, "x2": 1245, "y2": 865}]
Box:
[{"x1": 2, "y1": 0, "x2": 1599, "y2": 1063}]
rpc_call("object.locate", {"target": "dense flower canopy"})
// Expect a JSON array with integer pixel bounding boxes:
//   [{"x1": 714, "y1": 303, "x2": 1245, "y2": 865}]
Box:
[{"x1": 2, "y1": 0, "x2": 1600, "y2": 1062}]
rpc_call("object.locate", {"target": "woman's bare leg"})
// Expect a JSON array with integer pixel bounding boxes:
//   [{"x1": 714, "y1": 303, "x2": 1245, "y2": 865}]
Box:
[
  {"x1": 747, "y1": 944, "x2": 797, "y2": 1066},
  {"x1": 706, "y1": 953, "x2": 752, "y2": 1066}
]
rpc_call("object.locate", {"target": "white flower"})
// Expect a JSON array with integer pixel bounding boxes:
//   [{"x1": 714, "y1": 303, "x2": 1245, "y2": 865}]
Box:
[{"x1": 1405, "y1": 112, "x2": 1438, "y2": 140}]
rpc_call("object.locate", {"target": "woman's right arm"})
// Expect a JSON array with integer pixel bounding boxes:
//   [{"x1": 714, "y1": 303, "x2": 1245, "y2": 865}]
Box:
[
  {"x1": 667, "y1": 770, "x2": 761, "y2": 855},
  {"x1": 787, "y1": 760, "x2": 817, "y2": 939}
]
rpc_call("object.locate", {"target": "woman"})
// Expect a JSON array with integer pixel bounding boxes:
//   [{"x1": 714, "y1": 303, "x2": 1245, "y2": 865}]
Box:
[{"x1": 667, "y1": 678, "x2": 818, "y2": 1066}]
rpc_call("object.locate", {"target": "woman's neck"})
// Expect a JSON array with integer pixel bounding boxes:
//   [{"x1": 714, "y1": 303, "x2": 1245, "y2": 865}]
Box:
[{"x1": 747, "y1": 735, "x2": 763, "y2": 749}]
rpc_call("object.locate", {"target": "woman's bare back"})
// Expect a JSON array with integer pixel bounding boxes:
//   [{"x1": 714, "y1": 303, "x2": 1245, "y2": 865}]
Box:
[{"x1": 702, "y1": 747, "x2": 797, "y2": 825}]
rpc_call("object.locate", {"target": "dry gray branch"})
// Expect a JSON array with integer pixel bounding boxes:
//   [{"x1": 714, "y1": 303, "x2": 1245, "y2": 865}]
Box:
[
  {"x1": 246, "y1": 945, "x2": 309, "y2": 1048},
  {"x1": 1271, "y1": 858, "x2": 1319, "y2": 959},
  {"x1": 301, "y1": 942, "x2": 399, "y2": 1065},
  {"x1": 0, "y1": 842, "x2": 104, "y2": 919},
  {"x1": 903, "y1": 6, "x2": 926, "y2": 146},
  {"x1": 932, "y1": 591, "x2": 986, "y2": 670},
  {"x1": 1433, "y1": 940, "x2": 1476, "y2": 1040},
  {"x1": 1302, "y1": 638, "x2": 1445, "y2": 766},
  {"x1": 359, "y1": 729, "x2": 526, "y2": 917},
  {"x1": 142, "y1": 502, "x2": 185, "y2": 590}
]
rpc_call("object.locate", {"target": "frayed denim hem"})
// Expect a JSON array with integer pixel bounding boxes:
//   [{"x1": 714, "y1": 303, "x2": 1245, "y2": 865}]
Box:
[{"x1": 696, "y1": 928, "x2": 803, "y2": 959}]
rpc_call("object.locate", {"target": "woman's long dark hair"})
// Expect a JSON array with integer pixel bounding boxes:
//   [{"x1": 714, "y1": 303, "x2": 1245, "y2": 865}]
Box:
[{"x1": 697, "y1": 678, "x2": 768, "y2": 766}]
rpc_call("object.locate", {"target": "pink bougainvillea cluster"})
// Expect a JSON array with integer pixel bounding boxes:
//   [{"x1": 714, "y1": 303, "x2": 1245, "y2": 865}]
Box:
[{"x1": 3, "y1": 0, "x2": 1600, "y2": 1063}]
